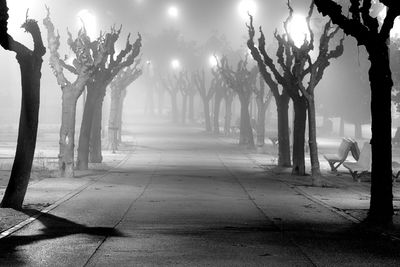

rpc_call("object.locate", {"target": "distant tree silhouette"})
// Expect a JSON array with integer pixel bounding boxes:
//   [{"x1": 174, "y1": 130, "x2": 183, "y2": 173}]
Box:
[
  {"x1": 193, "y1": 69, "x2": 216, "y2": 132},
  {"x1": 314, "y1": 0, "x2": 400, "y2": 223},
  {"x1": 175, "y1": 70, "x2": 193, "y2": 125},
  {"x1": 210, "y1": 69, "x2": 229, "y2": 135},
  {"x1": 161, "y1": 73, "x2": 180, "y2": 123},
  {"x1": 252, "y1": 74, "x2": 273, "y2": 147},
  {"x1": 43, "y1": 7, "x2": 108, "y2": 177},
  {"x1": 108, "y1": 60, "x2": 142, "y2": 152},
  {"x1": 218, "y1": 56, "x2": 257, "y2": 149},
  {"x1": 0, "y1": 0, "x2": 46, "y2": 208}
]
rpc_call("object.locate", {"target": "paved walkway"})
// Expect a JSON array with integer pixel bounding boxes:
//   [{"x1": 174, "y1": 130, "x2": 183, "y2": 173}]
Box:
[{"x1": 0, "y1": 122, "x2": 399, "y2": 266}]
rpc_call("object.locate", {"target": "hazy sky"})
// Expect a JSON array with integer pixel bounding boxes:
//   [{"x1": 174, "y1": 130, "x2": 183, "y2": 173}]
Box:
[{"x1": 0, "y1": 0, "x2": 369, "y2": 124}]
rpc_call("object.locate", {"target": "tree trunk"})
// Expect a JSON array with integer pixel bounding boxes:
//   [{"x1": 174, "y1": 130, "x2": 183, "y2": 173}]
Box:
[
  {"x1": 117, "y1": 89, "x2": 126, "y2": 143},
  {"x1": 213, "y1": 93, "x2": 223, "y2": 134},
  {"x1": 307, "y1": 97, "x2": 322, "y2": 184},
  {"x1": 1, "y1": 53, "x2": 43, "y2": 209},
  {"x1": 224, "y1": 95, "x2": 233, "y2": 135},
  {"x1": 355, "y1": 122, "x2": 362, "y2": 139},
  {"x1": 158, "y1": 89, "x2": 164, "y2": 116},
  {"x1": 77, "y1": 82, "x2": 101, "y2": 170},
  {"x1": 170, "y1": 92, "x2": 178, "y2": 123},
  {"x1": 239, "y1": 95, "x2": 255, "y2": 148},
  {"x1": 276, "y1": 93, "x2": 291, "y2": 167},
  {"x1": 367, "y1": 46, "x2": 393, "y2": 223},
  {"x1": 58, "y1": 91, "x2": 78, "y2": 178},
  {"x1": 256, "y1": 98, "x2": 267, "y2": 147},
  {"x1": 203, "y1": 99, "x2": 212, "y2": 132},
  {"x1": 181, "y1": 94, "x2": 187, "y2": 124},
  {"x1": 89, "y1": 96, "x2": 104, "y2": 163},
  {"x1": 292, "y1": 97, "x2": 307, "y2": 176},
  {"x1": 108, "y1": 86, "x2": 122, "y2": 153},
  {"x1": 188, "y1": 93, "x2": 195, "y2": 122}
]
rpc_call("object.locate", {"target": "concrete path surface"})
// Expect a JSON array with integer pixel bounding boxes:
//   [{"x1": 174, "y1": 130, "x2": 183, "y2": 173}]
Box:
[{"x1": 0, "y1": 121, "x2": 400, "y2": 266}]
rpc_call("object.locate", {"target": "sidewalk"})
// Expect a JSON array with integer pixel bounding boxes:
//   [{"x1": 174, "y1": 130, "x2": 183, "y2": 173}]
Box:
[
  {"x1": 246, "y1": 149, "x2": 400, "y2": 239},
  {"x1": 0, "y1": 150, "x2": 129, "y2": 237}
]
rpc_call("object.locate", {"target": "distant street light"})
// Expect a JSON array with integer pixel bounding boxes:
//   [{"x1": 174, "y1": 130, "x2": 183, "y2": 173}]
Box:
[
  {"x1": 77, "y1": 9, "x2": 97, "y2": 39},
  {"x1": 167, "y1": 6, "x2": 179, "y2": 19},
  {"x1": 209, "y1": 55, "x2": 218, "y2": 68},
  {"x1": 287, "y1": 13, "x2": 310, "y2": 47},
  {"x1": 238, "y1": 0, "x2": 257, "y2": 20},
  {"x1": 171, "y1": 59, "x2": 181, "y2": 70}
]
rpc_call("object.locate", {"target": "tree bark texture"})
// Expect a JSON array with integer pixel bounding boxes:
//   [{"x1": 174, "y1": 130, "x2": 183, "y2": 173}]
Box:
[
  {"x1": 181, "y1": 93, "x2": 188, "y2": 124},
  {"x1": 367, "y1": 46, "x2": 393, "y2": 222},
  {"x1": 307, "y1": 98, "x2": 322, "y2": 183},
  {"x1": 90, "y1": 97, "x2": 104, "y2": 163},
  {"x1": 58, "y1": 91, "x2": 79, "y2": 177},
  {"x1": 108, "y1": 86, "x2": 124, "y2": 152},
  {"x1": 224, "y1": 94, "x2": 234, "y2": 135},
  {"x1": 276, "y1": 93, "x2": 291, "y2": 167},
  {"x1": 0, "y1": 16, "x2": 46, "y2": 208},
  {"x1": 213, "y1": 92, "x2": 223, "y2": 134},
  {"x1": 77, "y1": 81, "x2": 103, "y2": 170},
  {"x1": 238, "y1": 96, "x2": 255, "y2": 148},
  {"x1": 292, "y1": 97, "x2": 307, "y2": 176}
]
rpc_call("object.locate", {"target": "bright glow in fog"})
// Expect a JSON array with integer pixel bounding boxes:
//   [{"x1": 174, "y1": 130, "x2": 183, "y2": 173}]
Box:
[
  {"x1": 171, "y1": 59, "x2": 181, "y2": 69},
  {"x1": 209, "y1": 55, "x2": 218, "y2": 68},
  {"x1": 287, "y1": 14, "x2": 310, "y2": 47},
  {"x1": 77, "y1": 9, "x2": 97, "y2": 39},
  {"x1": 238, "y1": 0, "x2": 257, "y2": 20},
  {"x1": 167, "y1": 6, "x2": 179, "y2": 18}
]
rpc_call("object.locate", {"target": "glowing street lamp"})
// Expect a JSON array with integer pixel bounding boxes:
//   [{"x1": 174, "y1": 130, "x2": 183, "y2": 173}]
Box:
[
  {"x1": 287, "y1": 13, "x2": 310, "y2": 47},
  {"x1": 238, "y1": 0, "x2": 257, "y2": 20},
  {"x1": 77, "y1": 9, "x2": 97, "y2": 39},
  {"x1": 209, "y1": 55, "x2": 218, "y2": 68},
  {"x1": 167, "y1": 6, "x2": 179, "y2": 19},
  {"x1": 171, "y1": 59, "x2": 181, "y2": 70}
]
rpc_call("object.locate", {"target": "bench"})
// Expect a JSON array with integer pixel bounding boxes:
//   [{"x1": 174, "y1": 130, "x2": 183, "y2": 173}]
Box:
[
  {"x1": 268, "y1": 136, "x2": 279, "y2": 147},
  {"x1": 343, "y1": 142, "x2": 371, "y2": 182},
  {"x1": 323, "y1": 138, "x2": 354, "y2": 172},
  {"x1": 392, "y1": 161, "x2": 400, "y2": 182}
]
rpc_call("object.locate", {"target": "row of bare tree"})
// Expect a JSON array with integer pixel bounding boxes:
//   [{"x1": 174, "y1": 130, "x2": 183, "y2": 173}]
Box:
[
  {"x1": 43, "y1": 8, "x2": 142, "y2": 177},
  {"x1": 245, "y1": 0, "x2": 400, "y2": 224},
  {"x1": 0, "y1": 1, "x2": 143, "y2": 209}
]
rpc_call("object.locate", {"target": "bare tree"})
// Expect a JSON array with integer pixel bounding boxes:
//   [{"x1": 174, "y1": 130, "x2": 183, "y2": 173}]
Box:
[
  {"x1": 218, "y1": 56, "x2": 257, "y2": 148},
  {"x1": 247, "y1": 21, "x2": 292, "y2": 167},
  {"x1": 43, "y1": 8, "x2": 107, "y2": 178},
  {"x1": 0, "y1": 1, "x2": 46, "y2": 208},
  {"x1": 210, "y1": 69, "x2": 228, "y2": 135},
  {"x1": 247, "y1": 2, "x2": 343, "y2": 179},
  {"x1": 193, "y1": 69, "x2": 216, "y2": 132},
  {"x1": 314, "y1": 0, "x2": 400, "y2": 223},
  {"x1": 161, "y1": 74, "x2": 180, "y2": 123},
  {"x1": 108, "y1": 60, "x2": 142, "y2": 152},
  {"x1": 76, "y1": 28, "x2": 141, "y2": 170},
  {"x1": 175, "y1": 71, "x2": 192, "y2": 124}
]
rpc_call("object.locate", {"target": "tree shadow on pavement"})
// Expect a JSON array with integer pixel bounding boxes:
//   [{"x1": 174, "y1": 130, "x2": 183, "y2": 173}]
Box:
[{"x1": 0, "y1": 209, "x2": 125, "y2": 265}]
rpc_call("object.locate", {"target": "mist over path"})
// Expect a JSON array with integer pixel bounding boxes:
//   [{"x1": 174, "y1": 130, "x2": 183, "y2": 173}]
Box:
[{"x1": 0, "y1": 119, "x2": 399, "y2": 266}]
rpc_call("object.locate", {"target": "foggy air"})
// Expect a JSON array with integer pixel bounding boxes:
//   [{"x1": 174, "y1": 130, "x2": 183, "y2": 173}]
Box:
[{"x1": 0, "y1": 0, "x2": 400, "y2": 266}]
